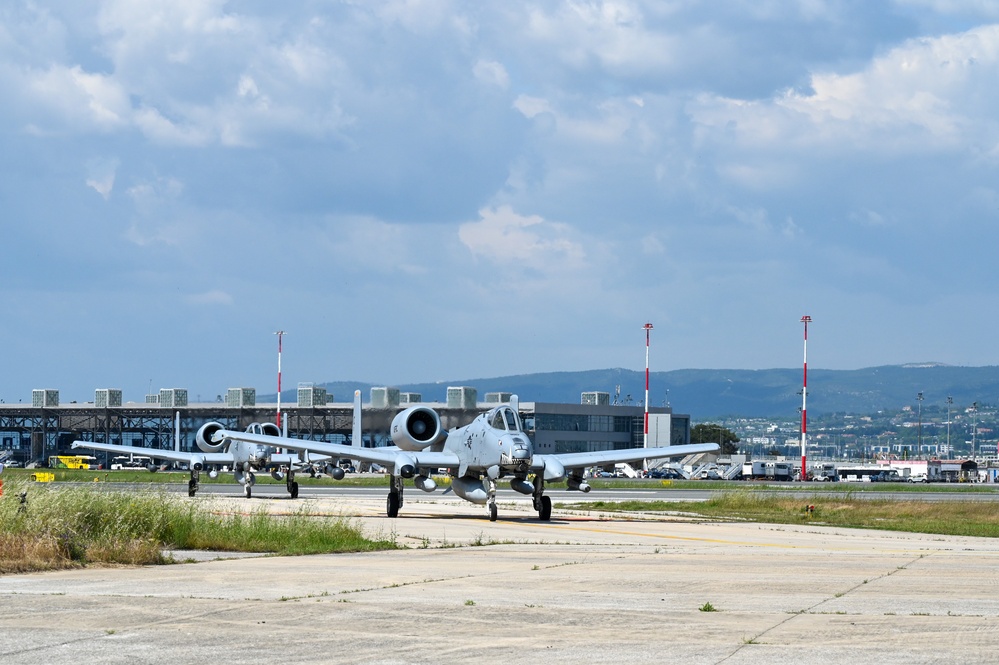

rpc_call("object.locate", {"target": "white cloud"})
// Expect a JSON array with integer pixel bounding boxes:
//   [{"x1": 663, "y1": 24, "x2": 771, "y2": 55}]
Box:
[
  {"x1": 186, "y1": 290, "x2": 234, "y2": 306},
  {"x1": 458, "y1": 205, "x2": 585, "y2": 271},
  {"x1": 125, "y1": 177, "x2": 187, "y2": 247},
  {"x1": 85, "y1": 157, "x2": 119, "y2": 200},
  {"x1": 473, "y1": 59, "x2": 509, "y2": 89},
  {"x1": 24, "y1": 65, "x2": 130, "y2": 132},
  {"x1": 317, "y1": 216, "x2": 434, "y2": 276},
  {"x1": 693, "y1": 24, "x2": 999, "y2": 155}
]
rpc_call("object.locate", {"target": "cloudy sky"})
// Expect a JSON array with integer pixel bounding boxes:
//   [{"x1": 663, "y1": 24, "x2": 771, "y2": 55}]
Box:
[{"x1": 3, "y1": 0, "x2": 999, "y2": 404}]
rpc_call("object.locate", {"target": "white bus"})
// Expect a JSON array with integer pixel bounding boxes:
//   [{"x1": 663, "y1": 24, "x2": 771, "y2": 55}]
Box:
[{"x1": 110, "y1": 455, "x2": 153, "y2": 470}]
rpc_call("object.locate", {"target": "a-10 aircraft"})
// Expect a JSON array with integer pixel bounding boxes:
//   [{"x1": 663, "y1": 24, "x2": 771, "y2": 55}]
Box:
[
  {"x1": 72, "y1": 420, "x2": 329, "y2": 499},
  {"x1": 212, "y1": 395, "x2": 719, "y2": 521}
]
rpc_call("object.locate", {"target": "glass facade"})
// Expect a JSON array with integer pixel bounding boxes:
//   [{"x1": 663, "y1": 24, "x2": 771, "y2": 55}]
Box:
[{"x1": 535, "y1": 414, "x2": 633, "y2": 433}]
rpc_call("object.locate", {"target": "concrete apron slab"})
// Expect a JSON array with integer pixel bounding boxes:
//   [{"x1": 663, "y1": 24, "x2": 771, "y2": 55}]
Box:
[{"x1": 1, "y1": 495, "x2": 997, "y2": 665}]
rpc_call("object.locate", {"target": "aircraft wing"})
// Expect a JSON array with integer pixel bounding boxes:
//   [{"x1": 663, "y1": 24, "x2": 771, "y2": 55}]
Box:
[
  {"x1": 71, "y1": 441, "x2": 233, "y2": 466},
  {"x1": 534, "y1": 442, "x2": 720, "y2": 472},
  {"x1": 213, "y1": 430, "x2": 461, "y2": 471}
]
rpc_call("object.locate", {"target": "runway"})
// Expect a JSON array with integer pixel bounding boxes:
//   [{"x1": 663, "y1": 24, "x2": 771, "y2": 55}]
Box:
[{"x1": 1, "y1": 493, "x2": 998, "y2": 664}]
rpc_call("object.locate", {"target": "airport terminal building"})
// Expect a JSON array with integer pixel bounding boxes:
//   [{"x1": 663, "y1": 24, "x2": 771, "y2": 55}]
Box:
[{"x1": 0, "y1": 386, "x2": 690, "y2": 465}]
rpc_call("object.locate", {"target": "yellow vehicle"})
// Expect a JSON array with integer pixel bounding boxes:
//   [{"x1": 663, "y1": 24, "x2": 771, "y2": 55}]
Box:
[
  {"x1": 48, "y1": 455, "x2": 98, "y2": 470},
  {"x1": 31, "y1": 472, "x2": 55, "y2": 483}
]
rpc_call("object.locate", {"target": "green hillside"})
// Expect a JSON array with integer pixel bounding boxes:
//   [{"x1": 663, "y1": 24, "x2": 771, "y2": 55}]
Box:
[{"x1": 267, "y1": 364, "x2": 999, "y2": 419}]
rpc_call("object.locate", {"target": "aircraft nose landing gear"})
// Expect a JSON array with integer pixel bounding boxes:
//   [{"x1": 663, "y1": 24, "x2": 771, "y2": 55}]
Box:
[{"x1": 487, "y1": 478, "x2": 498, "y2": 521}]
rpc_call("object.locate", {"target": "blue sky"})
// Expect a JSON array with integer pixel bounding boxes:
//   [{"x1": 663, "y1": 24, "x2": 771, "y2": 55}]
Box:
[{"x1": 3, "y1": 1, "x2": 999, "y2": 404}]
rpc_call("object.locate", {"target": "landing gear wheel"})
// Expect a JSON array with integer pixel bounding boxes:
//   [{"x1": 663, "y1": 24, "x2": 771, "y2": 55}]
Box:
[
  {"x1": 387, "y1": 491, "x2": 400, "y2": 518},
  {"x1": 290, "y1": 481, "x2": 299, "y2": 499},
  {"x1": 244, "y1": 484, "x2": 252, "y2": 499},
  {"x1": 489, "y1": 502, "x2": 498, "y2": 522},
  {"x1": 188, "y1": 479, "x2": 198, "y2": 497},
  {"x1": 539, "y1": 495, "x2": 552, "y2": 521}
]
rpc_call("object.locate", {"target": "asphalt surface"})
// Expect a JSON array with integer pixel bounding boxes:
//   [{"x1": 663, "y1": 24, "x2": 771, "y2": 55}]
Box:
[
  {"x1": 73, "y1": 477, "x2": 999, "y2": 503},
  {"x1": 1, "y1": 492, "x2": 998, "y2": 664}
]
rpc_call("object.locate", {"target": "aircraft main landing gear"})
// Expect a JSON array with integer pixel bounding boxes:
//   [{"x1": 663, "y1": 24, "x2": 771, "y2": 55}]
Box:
[
  {"x1": 286, "y1": 470, "x2": 299, "y2": 499},
  {"x1": 188, "y1": 468, "x2": 200, "y2": 497},
  {"x1": 532, "y1": 474, "x2": 552, "y2": 521},
  {"x1": 386, "y1": 475, "x2": 404, "y2": 517}
]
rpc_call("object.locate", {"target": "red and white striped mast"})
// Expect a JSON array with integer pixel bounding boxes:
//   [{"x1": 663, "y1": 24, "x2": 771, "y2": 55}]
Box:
[
  {"x1": 643, "y1": 322, "x2": 654, "y2": 450},
  {"x1": 275, "y1": 330, "x2": 286, "y2": 428},
  {"x1": 800, "y1": 316, "x2": 811, "y2": 481}
]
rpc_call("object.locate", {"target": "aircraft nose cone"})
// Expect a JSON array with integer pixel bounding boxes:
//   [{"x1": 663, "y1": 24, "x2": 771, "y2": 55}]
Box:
[{"x1": 512, "y1": 443, "x2": 531, "y2": 460}]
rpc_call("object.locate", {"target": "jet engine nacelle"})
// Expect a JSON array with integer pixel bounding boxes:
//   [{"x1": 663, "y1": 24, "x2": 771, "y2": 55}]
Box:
[
  {"x1": 196, "y1": 422, "x2": 227, "y2": 454},
  {"x1": 250, "y1": 422, "x2": 281, "y2": 437},
  {"x1": 390, "y1": 407, "x2": 443, "y2": 451},
  {"x1": 450, "y1": 477, "x2": 488, "y2": 504}
]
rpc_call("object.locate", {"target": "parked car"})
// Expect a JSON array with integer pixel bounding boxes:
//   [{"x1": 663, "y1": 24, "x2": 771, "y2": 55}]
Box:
[
  {"x1": 907, "y1": 473, "x2": 929, "y2": 483},
  {"x1": 812, "y1": 473, "x2": 835, "y2": 482}
]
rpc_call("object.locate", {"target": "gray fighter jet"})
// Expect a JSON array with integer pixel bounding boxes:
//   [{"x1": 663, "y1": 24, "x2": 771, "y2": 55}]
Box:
[
  {"x1": 72, "y1": 421, "x2": 324, "y2": 498},
  {"x1": 213, "y1": 395, "x2": 719, "y2": 521}
]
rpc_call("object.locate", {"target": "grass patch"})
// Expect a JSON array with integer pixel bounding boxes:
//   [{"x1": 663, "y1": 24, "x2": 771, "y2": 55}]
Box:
[
  {"x1": 2, "y1": 467, "x2": 397, "y2": 487},
  {"x1": 568, "y1": 490, "x2": 999, "y2": 538},
  {"x1": 0, "y1": 480, "x2": 396, "y2": 574}
]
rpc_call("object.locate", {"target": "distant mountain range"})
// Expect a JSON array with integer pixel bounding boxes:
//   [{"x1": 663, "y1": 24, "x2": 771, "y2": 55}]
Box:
[{"x1": 267, "y1": 364, "x2": 999, "y2": 419}]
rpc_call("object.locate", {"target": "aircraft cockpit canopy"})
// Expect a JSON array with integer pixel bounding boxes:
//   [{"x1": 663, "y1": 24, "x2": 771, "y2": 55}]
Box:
[{"x1": 489, "y1": 406, "x2": 522, "y2": 433}]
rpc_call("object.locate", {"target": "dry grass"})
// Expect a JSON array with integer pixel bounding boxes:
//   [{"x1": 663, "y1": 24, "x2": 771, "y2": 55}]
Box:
[
  {"x1": 0, "y1": 480, "x2": 396, "y2": 574},
  {"x1": 572, "y1": 491, "x2": 999, "y2": 538}
]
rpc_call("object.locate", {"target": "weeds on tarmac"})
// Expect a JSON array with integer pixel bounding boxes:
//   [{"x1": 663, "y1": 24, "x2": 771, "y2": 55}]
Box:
[{"x1": 0, "y1": 480, "x2": 396, "y2": 573}]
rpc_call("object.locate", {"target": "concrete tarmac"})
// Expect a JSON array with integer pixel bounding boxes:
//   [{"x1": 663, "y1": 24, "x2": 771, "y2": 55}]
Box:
[{"x1": 1, "y1": 493, "x2": 998, "y2": 664}]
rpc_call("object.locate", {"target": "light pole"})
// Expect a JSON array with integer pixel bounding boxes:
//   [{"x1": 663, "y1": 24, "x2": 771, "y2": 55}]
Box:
[
  {"x1": 800, "y1": 315, "x2": 811, "y2": 481},
  {"x1": 275, "y1": 331, "x2": 286, "y2": 429},
  {"x1": 642, "y1": 322, "x2": 653, "y2": 453},
  {"x1": 972, "y1": 401, "x2": 978, "y2": 461},
  {"x1": 917, "y1": 392, "x2": 923, "y2": 455}
]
